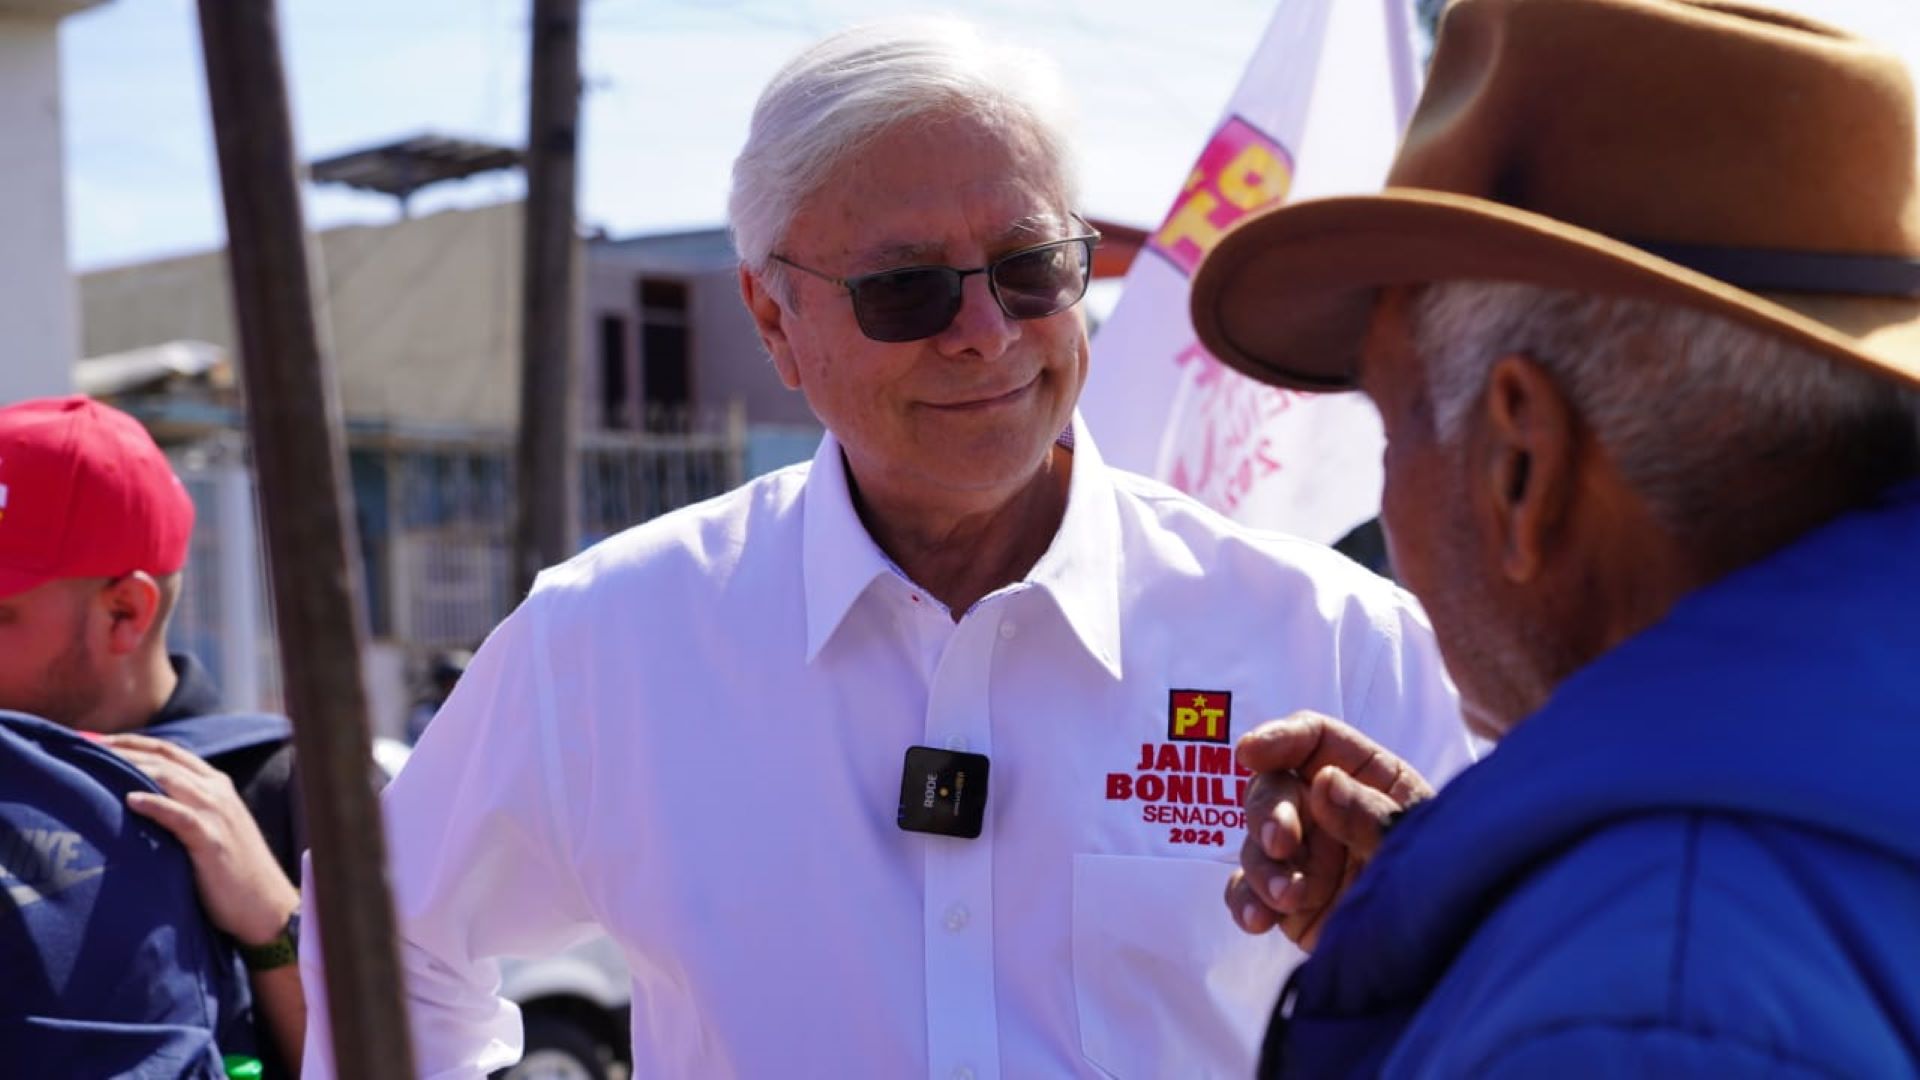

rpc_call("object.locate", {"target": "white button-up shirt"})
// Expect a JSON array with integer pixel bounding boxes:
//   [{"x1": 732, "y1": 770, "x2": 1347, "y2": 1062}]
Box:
[{"x1": 301, "y1": 418, "x2": 1472, "y2": 1079}]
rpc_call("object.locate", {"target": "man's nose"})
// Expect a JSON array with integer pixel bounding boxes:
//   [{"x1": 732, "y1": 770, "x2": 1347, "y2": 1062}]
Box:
[{"x1": 934, "y1": 270, "x2": 1019, "y2": 358}]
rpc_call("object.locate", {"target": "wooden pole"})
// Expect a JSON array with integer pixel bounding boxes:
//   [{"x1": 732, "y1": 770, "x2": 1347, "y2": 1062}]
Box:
[
  {"x1": 513, "y1": 0, "x2": 584, "y2": 597},
  {"x1": 194, "y1": 4, "x2": 415, "y2": 1076}
]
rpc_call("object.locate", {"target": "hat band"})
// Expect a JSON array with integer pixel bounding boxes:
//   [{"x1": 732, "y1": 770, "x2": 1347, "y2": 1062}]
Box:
[{"x1": 1635, "y1": 240, "x2": 1920, "y2": 299}]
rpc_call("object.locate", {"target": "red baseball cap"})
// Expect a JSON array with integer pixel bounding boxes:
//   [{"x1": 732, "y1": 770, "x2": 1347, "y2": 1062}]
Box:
[{"x1": 0, "y1": 395, "x2": 196, "y2": 600}]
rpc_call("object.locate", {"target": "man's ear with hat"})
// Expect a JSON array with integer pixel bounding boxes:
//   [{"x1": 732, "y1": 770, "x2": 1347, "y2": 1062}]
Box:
[{"x1": 1191, "y1": 0, "x2": 1920, "y2": 392}]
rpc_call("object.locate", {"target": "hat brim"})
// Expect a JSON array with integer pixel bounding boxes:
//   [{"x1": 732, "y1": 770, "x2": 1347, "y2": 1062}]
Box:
[
  {"x1": 0, "y1": 565, "x2": 54, "y2": 601},
  {"x1": 1190, "y1": 188, "x2": 1920, "y2": 393}
]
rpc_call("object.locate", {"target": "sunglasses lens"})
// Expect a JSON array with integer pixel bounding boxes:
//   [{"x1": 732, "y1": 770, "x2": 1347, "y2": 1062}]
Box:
[
  {"x1": 851, "y1": 268, "x2": 959, "y2": 343},
  {"x1": 993, "y1": 240, "x2": 1090, "y2": 320},
  {"x1": 837, "y1": 234, "x2": 1093, "y2": 342}
]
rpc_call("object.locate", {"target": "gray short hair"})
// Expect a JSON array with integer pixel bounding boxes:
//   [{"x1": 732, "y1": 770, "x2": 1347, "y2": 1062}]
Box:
[
  {"x1": 1407, "y1": 280, "x2": 1920, "y2": 536},
  {"x1": 727, "y1": 17, "x2": 1079, "y2": 275}
]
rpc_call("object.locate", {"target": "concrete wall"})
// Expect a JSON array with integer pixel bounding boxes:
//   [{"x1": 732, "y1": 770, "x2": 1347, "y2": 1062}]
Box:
[
  {"x1": 0, "y1": 14, "x2": 79, "y2": 402},
  {"x1": 81, "y1": 242, "x2": 236, "y2": 364},
  {"x1": 83, "y1": 202, "x2": 532, "y2": 431},
  {"x1": 685, "y1": 268, "x2": 816, "y2": 428},
  {"x1": 584, "y1": 239, "x2": 817, "y2": 431},
  {"x1": 80, "y1": 207, "x2": 818, "y2": 436}
]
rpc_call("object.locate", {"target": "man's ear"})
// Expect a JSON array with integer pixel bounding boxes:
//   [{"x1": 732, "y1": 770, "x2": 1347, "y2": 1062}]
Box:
[
  {"x1": 740, "y1": 264, "x2": 802, "y2": 391},
  {"x1": 97, "y1": 572, "x2": 163, "y2": 656},
  {"x1": 1476, "y1": 354, "x2": 1577, "y2": 583}
]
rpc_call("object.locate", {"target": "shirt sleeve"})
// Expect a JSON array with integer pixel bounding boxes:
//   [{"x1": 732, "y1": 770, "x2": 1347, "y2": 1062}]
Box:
[
  {"x1": 1342, "y1": 586, "x2": 1479, "y2": 789},
  {"x1": 300, "y1": 591, "x2": 600, "y2": 1079}
]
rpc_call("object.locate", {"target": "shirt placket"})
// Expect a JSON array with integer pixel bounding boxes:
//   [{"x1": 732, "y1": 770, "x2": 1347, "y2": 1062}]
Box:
[{"x1": 917, "y1": 597, "x2": 1006, "y2": 1080}]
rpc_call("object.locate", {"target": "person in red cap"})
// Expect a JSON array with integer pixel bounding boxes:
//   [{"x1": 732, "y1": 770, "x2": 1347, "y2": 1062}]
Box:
[{"x1": 0, "y1": 394, "x2": 307, "y2": 1073}]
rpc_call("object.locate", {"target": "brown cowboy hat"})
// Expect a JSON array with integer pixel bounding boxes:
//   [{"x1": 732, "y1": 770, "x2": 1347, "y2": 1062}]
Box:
[{"x1": 1190, "y1": 0, "x2": 1920, "y2": 392}]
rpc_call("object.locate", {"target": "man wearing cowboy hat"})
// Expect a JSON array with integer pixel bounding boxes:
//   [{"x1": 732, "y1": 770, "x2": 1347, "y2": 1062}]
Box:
[{"x1": 1193, "y1": 0, "x2": 1920, "y2": 1074}]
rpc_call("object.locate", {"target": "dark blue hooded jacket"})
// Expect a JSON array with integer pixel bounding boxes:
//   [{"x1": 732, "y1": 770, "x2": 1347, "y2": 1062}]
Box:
[
  {"x1": 1, "y1": 711, "x2": 249, "y2": 1077},
  {"x1": 2, "y1": 706, "x2": 289, "y2": 1077},
  {"x1": 1269, "y1": 482, "x2": 1920, "y2": 1077}
]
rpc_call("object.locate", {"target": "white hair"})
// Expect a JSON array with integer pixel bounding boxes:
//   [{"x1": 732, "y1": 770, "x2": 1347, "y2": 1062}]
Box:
[
  {"x1": 727, "y1": 16, "x2": 1080, "y2": 275},
  {"x1": 1407, "y1": 280, "x2": 1920, "y2": 534}
]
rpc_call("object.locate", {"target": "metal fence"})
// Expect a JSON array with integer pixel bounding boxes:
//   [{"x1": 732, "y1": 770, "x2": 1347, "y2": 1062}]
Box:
[{"x1": 166, "y1": 411, "x2": 746, "y2": 713}]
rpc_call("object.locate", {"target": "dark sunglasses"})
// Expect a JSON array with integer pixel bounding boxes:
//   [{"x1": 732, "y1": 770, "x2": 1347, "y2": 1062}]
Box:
[{"x1": 771, "y1": 217, "x2": 1101, "y2": 343}]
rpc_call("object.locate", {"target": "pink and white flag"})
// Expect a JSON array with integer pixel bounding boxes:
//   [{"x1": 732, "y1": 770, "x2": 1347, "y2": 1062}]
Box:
[{"x1": 1081, "y1": 0, "x2": 1421, "y2": 545}]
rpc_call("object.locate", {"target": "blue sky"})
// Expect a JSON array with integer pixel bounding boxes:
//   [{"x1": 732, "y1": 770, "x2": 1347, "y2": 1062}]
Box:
[{"x1": 60, "y1": 0, "x2": 1920, "y2": 272}]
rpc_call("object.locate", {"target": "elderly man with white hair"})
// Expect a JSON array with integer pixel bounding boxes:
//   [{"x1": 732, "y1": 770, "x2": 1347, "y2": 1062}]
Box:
[
  {"x1": 297, "y1": 17, "x2": 1474, "y2": 1078},
  {"x1": 1202, "y1": 0, "x2": 1920, "y2": 1075}
]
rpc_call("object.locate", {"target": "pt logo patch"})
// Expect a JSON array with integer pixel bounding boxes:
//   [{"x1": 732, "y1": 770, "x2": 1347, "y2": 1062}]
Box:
[
  {"x1": 1103, "y1": 687, "x2": 1250, "y2": 848},
  {"x1": 1168, "y1": 689, "x2": 1231, "y2": 743}
]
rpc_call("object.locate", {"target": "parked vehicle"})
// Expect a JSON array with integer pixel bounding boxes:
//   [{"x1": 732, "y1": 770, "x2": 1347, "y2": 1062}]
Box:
[{"x1": 495, "y1": 936, "x2": 632, "y2": 1080}]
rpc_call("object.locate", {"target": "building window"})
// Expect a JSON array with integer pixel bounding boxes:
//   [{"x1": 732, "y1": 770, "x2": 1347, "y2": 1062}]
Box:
[
  {"x1": 638, "y1": 278, "x2": 690, "y2": 426},
  {"x1": 599, "y1": 314, "x2": 632, "y2": 430}
]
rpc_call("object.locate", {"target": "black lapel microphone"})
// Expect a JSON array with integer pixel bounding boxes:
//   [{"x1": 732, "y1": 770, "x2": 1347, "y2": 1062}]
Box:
[{"x1": 896, "y1": 745, "x2": 990, "y2": 839}]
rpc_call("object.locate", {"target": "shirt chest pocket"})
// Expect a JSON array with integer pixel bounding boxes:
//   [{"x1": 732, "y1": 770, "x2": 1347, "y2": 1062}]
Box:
[{"x1": 1071, "y1": 853, "x2": 1295, "y2": 1079}]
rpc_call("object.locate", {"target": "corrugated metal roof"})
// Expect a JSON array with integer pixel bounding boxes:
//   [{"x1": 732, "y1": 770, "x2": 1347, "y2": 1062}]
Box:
[{"x1": 310, "y1": 134, "x2": 523, "y2": 199}]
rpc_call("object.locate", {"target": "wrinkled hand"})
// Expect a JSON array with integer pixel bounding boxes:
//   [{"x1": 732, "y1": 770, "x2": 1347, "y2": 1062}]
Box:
[
  {"x1": 1224, "y1": 711, "x2": 1433, "y2": 951},
  {"x1": 103, "y1": 733, "x2": 300, "y2": 947}
]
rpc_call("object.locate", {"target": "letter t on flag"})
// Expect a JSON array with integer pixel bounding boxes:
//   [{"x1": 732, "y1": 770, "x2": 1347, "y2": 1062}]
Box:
[{"x1": 1080, "y1": 0, "x2": 1421, "y2": 546}]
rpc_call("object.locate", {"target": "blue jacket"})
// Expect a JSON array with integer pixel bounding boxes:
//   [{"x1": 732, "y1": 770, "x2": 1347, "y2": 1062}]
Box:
[
  {"x1": 1, "y1": 711, "x2": 246, "y2": 1078},
  {"x1": 1271, "y1": 481, "x2": 1920, "y2": 1078},
  {"x1": 2, "y1": 704, "x2": 292, "y2": 1078}
]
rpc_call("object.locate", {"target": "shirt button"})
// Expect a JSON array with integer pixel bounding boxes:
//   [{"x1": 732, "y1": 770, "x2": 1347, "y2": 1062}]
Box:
[
  {"x1": 944, "y1": 904, "x2": 970, "y2": 932},
  {"x1": 944, "y1": 734, "x2": 967, "y2": 751},
  {"x1": 999, "y1": 620, "x2": 1018, "y2": 640},
  {"x1": 951, "y1": 1067, "x2": 976, "y2": 1080}
]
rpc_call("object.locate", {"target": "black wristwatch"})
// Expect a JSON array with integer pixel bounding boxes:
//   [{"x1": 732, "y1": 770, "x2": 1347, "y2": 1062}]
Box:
[{"x1": 239, "y1": 909, "x2": 301, "y2": 972}]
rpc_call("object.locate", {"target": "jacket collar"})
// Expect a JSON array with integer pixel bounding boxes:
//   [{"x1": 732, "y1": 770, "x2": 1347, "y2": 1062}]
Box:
[{"x1": 149, "y1": 652, "x2": 223, "y2": 726}]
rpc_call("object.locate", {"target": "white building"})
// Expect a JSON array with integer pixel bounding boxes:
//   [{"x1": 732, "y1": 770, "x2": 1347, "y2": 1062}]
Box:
[{"x1": 0, "y1": 0, "x2": 105, "y2": 403}]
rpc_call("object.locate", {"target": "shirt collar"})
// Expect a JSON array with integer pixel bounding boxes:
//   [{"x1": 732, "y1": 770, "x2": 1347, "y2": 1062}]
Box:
[
  {"x1": 801, "y1": 432, "x2": 901, "y2": 663},
  {"x1": 1026, "y1": 413, "x2": 1124, "y2": 680},
  {"x1": 801, "y1": 413, "x2": 1124, "y2": 681}
]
